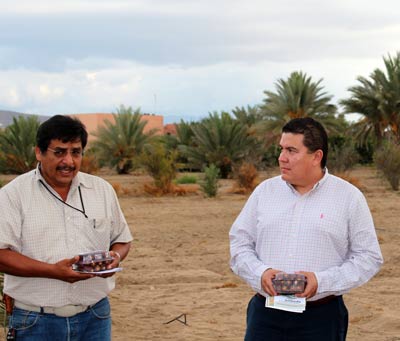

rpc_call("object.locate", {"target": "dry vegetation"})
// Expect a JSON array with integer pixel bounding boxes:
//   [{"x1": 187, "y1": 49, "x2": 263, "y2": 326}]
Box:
[{"x1": 0, "y1": 166, "x2": 399, "y2": 341}]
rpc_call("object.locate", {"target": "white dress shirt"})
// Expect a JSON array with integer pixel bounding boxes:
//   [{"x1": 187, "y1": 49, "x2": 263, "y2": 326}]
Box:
[
  {"x1": 0, "y1": 165, "x2": 133, "y2": 307},
  {"x1": 229, "y1": 170, "x2": 383, "y2": 300}
]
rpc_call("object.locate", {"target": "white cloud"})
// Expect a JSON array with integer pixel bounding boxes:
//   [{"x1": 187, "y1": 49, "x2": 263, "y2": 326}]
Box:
[
  {"x1": 0, "y1": 0, "x2": 213, "y2": 16},
  {"x1": 0, "y1": 55, "x2": 384, "y2": 119},
  {"x1": 0, "y1": 0, "x2": 399, "y2": 120}
]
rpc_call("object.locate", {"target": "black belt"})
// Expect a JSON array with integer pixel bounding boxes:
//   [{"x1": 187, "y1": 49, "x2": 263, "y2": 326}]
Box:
[{"x1": 256, "y1": 293, "x2": 339, "y2": 307}]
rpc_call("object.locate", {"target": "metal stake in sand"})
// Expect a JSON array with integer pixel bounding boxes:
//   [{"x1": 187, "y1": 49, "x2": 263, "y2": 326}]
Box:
[{"x1": 164, "y1": 313, "x2": 188, "y2": 326}]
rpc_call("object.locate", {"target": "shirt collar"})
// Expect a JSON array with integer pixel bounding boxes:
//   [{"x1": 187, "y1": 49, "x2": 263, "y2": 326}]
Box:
[{"x1": 285, "y1": 168, "x2": 329, "y2": 194}]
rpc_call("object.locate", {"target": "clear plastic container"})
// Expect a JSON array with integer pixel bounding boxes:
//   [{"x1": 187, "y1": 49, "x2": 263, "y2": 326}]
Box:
[
  {"x1": 272, "y1": 272, "x2": 306, "y2": 294},
  {"x1": 73, "y1": 250, "x2": 114, "y2": 272}
]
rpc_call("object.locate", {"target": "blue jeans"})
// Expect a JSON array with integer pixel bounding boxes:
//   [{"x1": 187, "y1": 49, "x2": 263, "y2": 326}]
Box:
[{"x1": 8, "y1": 297, "x2": 111, "y2": 341}]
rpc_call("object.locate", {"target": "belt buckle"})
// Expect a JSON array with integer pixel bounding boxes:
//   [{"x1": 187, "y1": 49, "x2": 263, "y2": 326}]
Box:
[{"x1": 53, "y1": 305, "x2": 87, "y2": 317}]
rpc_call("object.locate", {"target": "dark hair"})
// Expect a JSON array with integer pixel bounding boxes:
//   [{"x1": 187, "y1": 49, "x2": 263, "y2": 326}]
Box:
[
  {"x1": 282, "y1": 117, "x2": 328, "y2": 168},
  {"x1": 36, "y1": 115, "x2": 88, "y2": 152}
]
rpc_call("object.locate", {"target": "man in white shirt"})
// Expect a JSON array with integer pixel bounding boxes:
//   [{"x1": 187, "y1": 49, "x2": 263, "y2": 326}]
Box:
[
  {"x1": 230, "y1": 117, "x2": 383, "y2": 340},
  {"x1": 0, "y1": 115, "x2": 133, "y2": 340}
]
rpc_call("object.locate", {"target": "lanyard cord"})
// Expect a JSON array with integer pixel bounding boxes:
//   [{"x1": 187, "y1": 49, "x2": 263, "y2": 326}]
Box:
[{"x1": 39, "y1": 179, "x2": 88, "y2": 218}]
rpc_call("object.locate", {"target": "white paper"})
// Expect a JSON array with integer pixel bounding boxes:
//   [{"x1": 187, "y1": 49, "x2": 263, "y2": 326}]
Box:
[{"x1": 265, "y1": 295, "x2": 306, "y2": 313}]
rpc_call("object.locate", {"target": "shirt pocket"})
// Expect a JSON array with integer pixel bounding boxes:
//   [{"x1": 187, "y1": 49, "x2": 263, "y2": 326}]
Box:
[{"x1": 72, "y1": 216, "x2": 113, "y2": 251}]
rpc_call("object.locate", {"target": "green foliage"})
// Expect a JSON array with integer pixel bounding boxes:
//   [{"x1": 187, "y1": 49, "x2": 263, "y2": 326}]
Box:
[
  {"x1": 327, "y1": 135, "x2": 359, "y2": 174},
  {"x1": 201, "y1": 164, "x2": 219, "y2": 197},
  {"x1": 341, "y1": 52, "x2": 400, "y2": 146},
  {"x1": 140, "y1": 143, "x2": 177, "y2": 193},
  {"x1": 183, "y1": 112, "x2": 261, "y2": 179},
  {"x1": 0, "y1": 115, "x2": 40, "y2": 174},
  {"x1": 174, "y1": 174, "x2": 197, "y2": 184},
  {"x1": 90, "y1": 105, "x2": 155, "y2": 174},
  {"x1": 262, "y1": 144, "x2": 280, "y2": 168},
  {"x1": 375, "y1": 140, "x2": 400, "y2": 191},
  {"x1": 162, "y1": 120, "x2": 197, "y2": 171},
  {"x1": 355, "y1": 140, "x2": 374, "y2": 164},
  {"x1": 232, "y1": 105, "x2": 263, "y2": 127},
  {"x1": 259, "y1": 71, "x2": 338, "y2": 140}
]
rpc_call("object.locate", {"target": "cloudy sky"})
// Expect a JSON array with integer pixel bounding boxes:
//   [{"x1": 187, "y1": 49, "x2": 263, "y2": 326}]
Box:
[{"x1": 0, "y1": 0, "x2": 399, "y2": 122}]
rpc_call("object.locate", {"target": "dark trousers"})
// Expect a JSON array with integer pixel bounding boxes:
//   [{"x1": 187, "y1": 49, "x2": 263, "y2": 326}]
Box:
[{"x1": 245, "y1": 294, "x2": 348, "y2": 341}]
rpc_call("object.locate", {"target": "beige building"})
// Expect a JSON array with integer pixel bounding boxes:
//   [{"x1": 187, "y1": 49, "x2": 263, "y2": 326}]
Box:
[{"x1": 69, "y1": 113, "x2": 165, "y2": 143}]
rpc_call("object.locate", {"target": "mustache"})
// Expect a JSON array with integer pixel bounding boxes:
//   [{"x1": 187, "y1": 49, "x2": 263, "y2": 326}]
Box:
[{"x1": 56, "y1": 166, "x2": 76, "y2": 171}]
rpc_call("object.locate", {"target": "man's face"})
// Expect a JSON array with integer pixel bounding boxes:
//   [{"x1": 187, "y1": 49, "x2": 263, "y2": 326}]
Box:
[
  {"x1": 278, "y1": 133, "x2": 320, "y2": 188},
  {"x1": 35, "y1": 139, "x2": 83, "y2": 189}
]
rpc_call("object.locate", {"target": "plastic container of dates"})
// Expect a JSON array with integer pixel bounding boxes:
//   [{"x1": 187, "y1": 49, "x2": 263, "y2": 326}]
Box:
[
  {"x1": 272, "y1": 272, "x2": 306, "y2": 294},
  {"x1": 73, "y1": 250, "x2": 118, "y2": 274}
]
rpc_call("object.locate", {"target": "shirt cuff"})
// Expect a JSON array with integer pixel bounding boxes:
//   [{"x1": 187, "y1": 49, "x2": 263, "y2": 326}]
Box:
[
  {"x1": 254, "y1": 264, "x2": 270, "y2": 291},
  {"x1": 314, "y1": 271, "x2": 328, "y2": 294}
]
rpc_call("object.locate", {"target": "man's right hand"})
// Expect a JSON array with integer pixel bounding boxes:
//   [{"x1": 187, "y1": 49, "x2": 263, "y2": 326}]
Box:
[
  {"x1": 261, "y1": 268, "x2": 281, "y2": 296},
  {"x1": 53, "y1": 256, "x2": 94, "y2": 283}
]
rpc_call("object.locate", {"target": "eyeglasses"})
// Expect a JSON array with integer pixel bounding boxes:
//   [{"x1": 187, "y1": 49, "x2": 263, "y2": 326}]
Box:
[{"x1": 46, "y1": 147, "x2": 84, "y2": 158}]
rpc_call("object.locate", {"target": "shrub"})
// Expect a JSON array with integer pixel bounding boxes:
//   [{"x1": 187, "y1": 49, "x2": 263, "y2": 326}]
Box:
[
  {"x1": 80, "y1": 153, "x2": 100, "y2": 174},
  {"x1": 237, "y1": 163, "x2": 258, "y2": 190},
  {"x1": 174, "y1": 175, "x2": 198, "y2": 184},
  {"x1": 201, "y1": 164, "x2": 219, "y2": 197},
  {"x1": 375, "y1": 141, "x2": 400, "y2": 191},
  {"x1": 110, "y1": 182, "x2": 122, "y2": 197},
  {"x1": 356, "y1": 140, "x2": 374, "y2": 165},
  {"x1": 140, "y1": 144, "x2": 177, "y2": 194},
  {"x1": 327, "y1": 136, "x2": 359, "y2": 174}
]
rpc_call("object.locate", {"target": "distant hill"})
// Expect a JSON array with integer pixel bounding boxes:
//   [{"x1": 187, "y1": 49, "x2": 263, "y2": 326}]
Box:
[{"x1": 0, "y1": 110, "x2": 49, "y2": 128}]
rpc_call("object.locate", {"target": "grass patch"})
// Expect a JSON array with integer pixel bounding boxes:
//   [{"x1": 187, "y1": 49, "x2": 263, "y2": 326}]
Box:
[{"x1": 174, "y1": 175, "x2": 198, "y2": 184}]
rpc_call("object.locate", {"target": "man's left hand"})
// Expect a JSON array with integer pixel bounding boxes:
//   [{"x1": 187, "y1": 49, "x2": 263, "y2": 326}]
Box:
[
  {"x1": 295, "y1": 271, "x2": 318, "y2": 299},
  {"x1": 96, "y1": 250, "x2": 121, "y2": 278}
]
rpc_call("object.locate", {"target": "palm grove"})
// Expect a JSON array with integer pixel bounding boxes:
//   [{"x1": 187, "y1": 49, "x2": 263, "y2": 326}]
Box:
[{"x1": 1, "y1": 52, "x2": 400, "y2": 194}]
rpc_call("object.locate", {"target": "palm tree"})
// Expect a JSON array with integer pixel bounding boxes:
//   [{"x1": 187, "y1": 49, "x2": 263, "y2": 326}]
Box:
[
  {"x1": 232, "y1": 105, "x2": 263, "y2": 128},
  {"x1": 340, "y1": 76, "x2": 386, "y2": 146},
  {"x1": 259, "y1": 71, "x2": 338, "y2": 139},
  {"x1": 162, "y1": 120, "x2": 196, "y2": 170},
  {"x1": 0, "y1": 115, "x2": 40, "y2": 174},
  {"x1": 372, "y1": 52, "x2": 400, "y2": 141},
  {"x1": 341, "y1": 52, "x2": 400, "y2": 145},
  {"x1": 183, "y1": 112, "x2": 261, "y2": 178},
  {"x1": 90, "y1": 105, "x2": 155, "y2": 174}
]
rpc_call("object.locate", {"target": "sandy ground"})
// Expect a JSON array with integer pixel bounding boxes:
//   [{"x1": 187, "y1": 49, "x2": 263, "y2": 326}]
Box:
[
  {"x1": 1, "y1": 166, "x2": 399, "y2": 340},
  {"x1": 104, "y1": 167, "x2": 400, "y2": 341}
]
